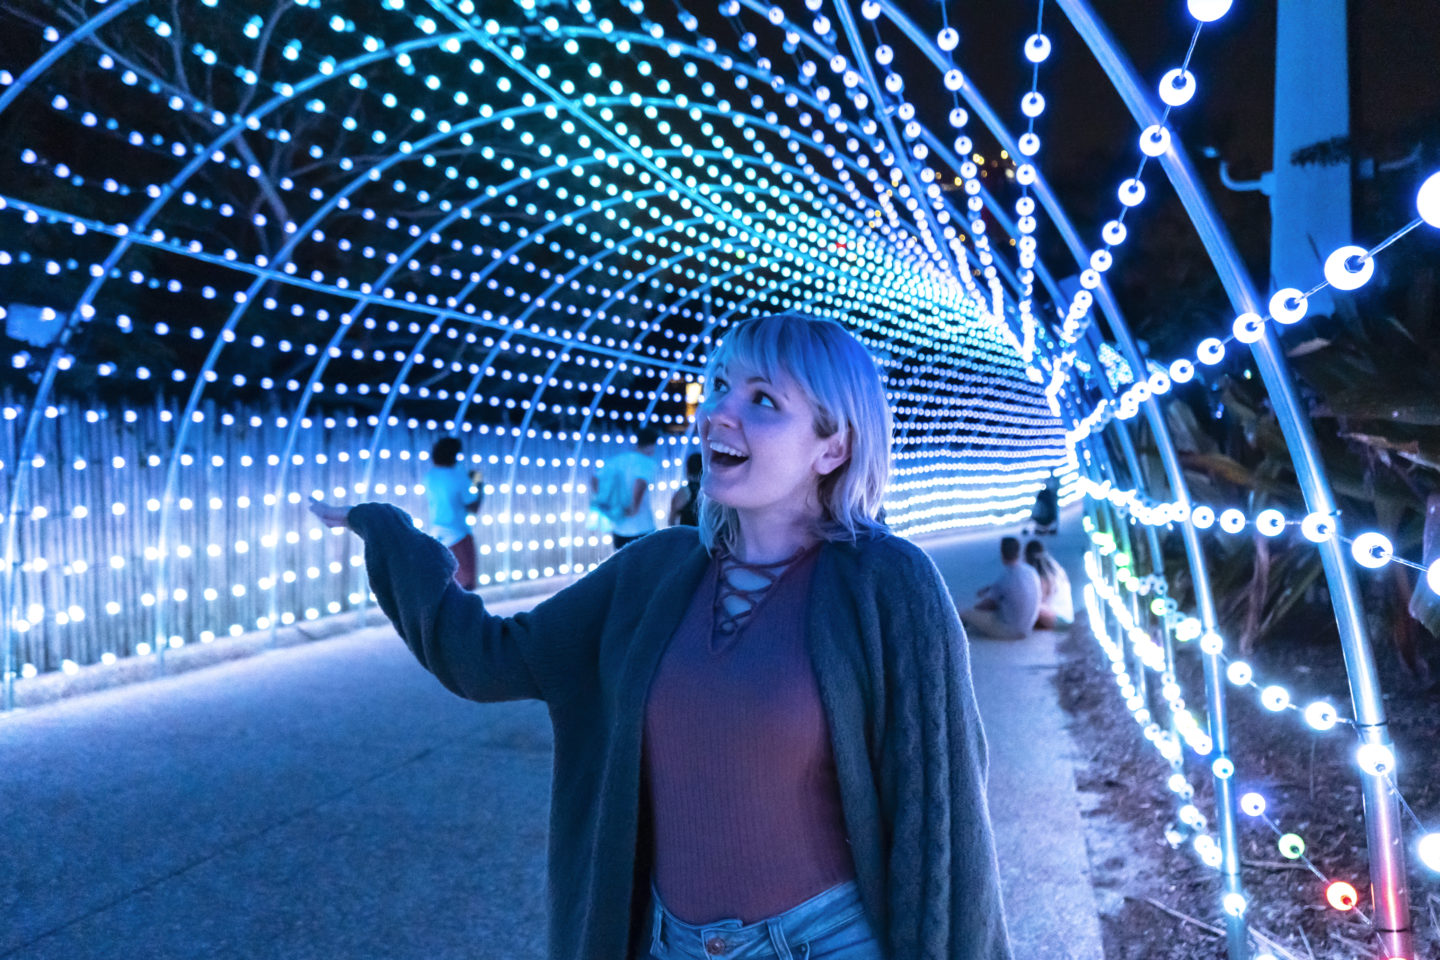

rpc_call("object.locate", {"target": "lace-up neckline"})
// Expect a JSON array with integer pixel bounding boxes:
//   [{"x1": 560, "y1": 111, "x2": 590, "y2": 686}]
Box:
[{"x1": 711, "y1": 544, "x2": 815, "y2": 650}]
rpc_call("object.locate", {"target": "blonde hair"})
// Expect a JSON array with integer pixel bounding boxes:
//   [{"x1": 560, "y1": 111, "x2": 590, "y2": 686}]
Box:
[{"x1": 697, "y1": 313, "x2": 892, "y2": 553}]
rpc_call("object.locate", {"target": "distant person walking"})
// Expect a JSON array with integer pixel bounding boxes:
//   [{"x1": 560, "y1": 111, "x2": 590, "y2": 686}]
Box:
[
  {"x1": 668, "y1": 452, "x2": 703, "y2": 527},
  {"x1": 1025, "y1": 539, "x2": 1074, "y2": 629},
  {"x1": 593, "y1": 426, "x2": 660, "y2": 549},
  {"x1": 424, "y1": 436, "x2": 483, "y2": 590},
  {"x1": 309, "y1": 313, "x2": 1012, "y2": 960},
  {"x1": 960, "y1": 536, "x2": 1042, "y2": 640},
  {"x1": 1027, "y1": 476, "x2": 1059, "y2": 535}
]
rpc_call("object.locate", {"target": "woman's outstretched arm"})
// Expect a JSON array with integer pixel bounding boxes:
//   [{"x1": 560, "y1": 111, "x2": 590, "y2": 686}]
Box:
[{"x1": 312, "y1": 500, "x2": 621, "y2": 705}]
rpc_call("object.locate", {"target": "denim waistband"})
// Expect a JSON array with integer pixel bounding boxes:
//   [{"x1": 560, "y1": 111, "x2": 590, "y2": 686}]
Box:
[{"x1": 647, "y1": 880, "x2": 867, "y2": 960}]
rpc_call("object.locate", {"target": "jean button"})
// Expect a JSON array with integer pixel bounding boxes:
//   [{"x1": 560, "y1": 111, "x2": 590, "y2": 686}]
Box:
[{"x1": 705, "y1": 935, "x2": 727, "y2": 955}]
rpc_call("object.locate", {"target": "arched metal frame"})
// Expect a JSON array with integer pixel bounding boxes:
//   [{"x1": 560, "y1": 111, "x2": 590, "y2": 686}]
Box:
[
  {"x1": 0, "y1": 1, "x2": 1417, "y2": 956},
  {"x1": 1055, "y1": 2, "x2": 1413, "y2": 954},
  {"x1": 0, "y1": 4, "x2": 1060, "y2": 692}
]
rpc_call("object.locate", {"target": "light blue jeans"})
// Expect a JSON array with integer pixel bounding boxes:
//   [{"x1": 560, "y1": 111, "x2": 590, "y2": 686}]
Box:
[{"x1": 638, "y1": 880, "x2": 886, "y2": 960}]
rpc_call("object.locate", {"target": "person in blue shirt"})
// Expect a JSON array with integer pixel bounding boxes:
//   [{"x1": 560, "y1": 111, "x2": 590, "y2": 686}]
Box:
[{"x1": 425, "y1": 436, "x2": 483, "y2": 589}]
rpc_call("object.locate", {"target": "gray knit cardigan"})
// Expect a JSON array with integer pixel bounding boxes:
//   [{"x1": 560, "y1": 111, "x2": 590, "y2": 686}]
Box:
[{"x1": 348, "y1": 502, "x2": 1012, "y2": 960}]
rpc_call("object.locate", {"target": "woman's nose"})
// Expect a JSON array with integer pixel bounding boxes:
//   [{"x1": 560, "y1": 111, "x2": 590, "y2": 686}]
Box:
[{"x1": 704, "y1": 392, "x2": 741, "y2": 427}]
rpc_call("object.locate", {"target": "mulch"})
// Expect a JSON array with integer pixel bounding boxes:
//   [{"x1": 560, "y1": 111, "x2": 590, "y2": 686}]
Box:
[{"x1": 1055, "y1": 609, "x2": 1440, "y2": 959}]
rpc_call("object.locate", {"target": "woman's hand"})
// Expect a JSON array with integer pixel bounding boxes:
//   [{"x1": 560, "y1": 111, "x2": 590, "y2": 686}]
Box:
[{"x1": 308, "y1": 500, "x2": 352, "y2": 529}]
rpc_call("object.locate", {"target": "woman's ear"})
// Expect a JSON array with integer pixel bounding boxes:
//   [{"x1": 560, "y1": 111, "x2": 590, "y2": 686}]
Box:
[{"x1": 814, "y1": 427, "x2": 851, "y2": 477}]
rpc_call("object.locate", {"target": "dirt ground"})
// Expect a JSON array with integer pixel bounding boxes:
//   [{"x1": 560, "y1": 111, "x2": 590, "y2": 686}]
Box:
[{"x1": 1056, "y1": 610, "x2": 1440, "y2": 960}]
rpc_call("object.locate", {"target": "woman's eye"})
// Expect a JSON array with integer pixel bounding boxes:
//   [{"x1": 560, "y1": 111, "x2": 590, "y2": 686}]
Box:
[{"x1": 754, "y1": 392, "x2": 777, "y2": 408}]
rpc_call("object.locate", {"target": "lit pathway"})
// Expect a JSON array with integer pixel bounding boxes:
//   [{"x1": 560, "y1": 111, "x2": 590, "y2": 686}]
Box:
[{"x1": 0, "y1": 520, "x2": 1101, "y2": 960}]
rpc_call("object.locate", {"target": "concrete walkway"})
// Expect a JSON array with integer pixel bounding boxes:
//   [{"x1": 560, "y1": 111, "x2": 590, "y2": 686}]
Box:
[{"x1": 0, "y1": 525, "x2": 1102, "y2": 960}]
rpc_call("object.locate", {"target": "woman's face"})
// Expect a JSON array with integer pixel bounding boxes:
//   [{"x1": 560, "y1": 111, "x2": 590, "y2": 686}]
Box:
[{"x1": 698, "y1": 359, "x2": 849, "y2": 523}]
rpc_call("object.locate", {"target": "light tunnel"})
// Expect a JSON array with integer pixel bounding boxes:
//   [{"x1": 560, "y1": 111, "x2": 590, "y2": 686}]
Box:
[{"x1": 2, "y1": 0, "x2": 1439, "y2": 957}]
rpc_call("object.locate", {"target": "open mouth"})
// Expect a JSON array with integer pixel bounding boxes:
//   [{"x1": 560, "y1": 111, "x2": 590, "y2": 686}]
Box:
[{"x1": 708, "y1": 441, "x2": 749, "y2": 468}]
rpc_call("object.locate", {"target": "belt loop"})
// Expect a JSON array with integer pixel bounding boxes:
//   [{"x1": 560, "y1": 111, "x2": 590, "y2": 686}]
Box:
[
  {"x1": 765, "y1": 917, "x2": 794, "y2": 960},
  {"x1": 649, "y1": 897, "x2": 664, "y2": 957}
]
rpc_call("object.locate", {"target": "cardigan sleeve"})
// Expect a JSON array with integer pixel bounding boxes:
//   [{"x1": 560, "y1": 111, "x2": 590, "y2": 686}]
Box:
[
  {"x1": 347, "y1": 501, "x2": 621, "y2": 705},
  {"x1": 875, "y1": 542, "x2": 1013, "y2": 960}
]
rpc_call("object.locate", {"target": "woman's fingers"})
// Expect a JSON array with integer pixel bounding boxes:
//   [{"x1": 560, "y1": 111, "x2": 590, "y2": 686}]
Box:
[{"x1": 308, "y1": 500, "x2": 352, "y2": 528}]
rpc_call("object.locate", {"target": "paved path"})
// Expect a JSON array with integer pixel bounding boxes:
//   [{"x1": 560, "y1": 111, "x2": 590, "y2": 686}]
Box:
[{"x1": 0, "y1": 523, "x2": 1102, "y2": 960}]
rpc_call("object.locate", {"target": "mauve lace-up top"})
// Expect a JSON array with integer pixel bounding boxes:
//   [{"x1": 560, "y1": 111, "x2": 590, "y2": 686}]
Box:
[{"x1": 642, "y1": 543, "x2": 856, "y2": 925}]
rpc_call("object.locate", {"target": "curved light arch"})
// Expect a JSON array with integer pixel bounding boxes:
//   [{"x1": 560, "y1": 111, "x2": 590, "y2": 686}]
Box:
[{"x1": 11, "y1": 3, "x2": 1412, "y2": 954}]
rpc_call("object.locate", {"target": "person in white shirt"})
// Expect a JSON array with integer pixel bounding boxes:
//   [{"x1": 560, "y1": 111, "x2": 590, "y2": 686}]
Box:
[
  {"x1": 959, "y1": 536, "x2": 1042, "y2": 640},
  {"x1": 425, "y1": 437, "x2": 483, "y2": 589},
  {"x1": 592, "y1": 426, "x2": 659, "y2": 549}
]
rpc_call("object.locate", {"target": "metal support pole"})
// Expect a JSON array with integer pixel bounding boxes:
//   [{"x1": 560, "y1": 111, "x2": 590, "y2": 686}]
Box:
[{"x1": 1058, "y1": 3, "x2": 1412, "y2": 955}]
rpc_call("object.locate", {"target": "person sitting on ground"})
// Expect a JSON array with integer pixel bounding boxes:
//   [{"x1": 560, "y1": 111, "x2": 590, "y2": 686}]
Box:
[
  {"x1": 309, "y1": 312, "x2": 1012, "y2": 960},
  {"x1": 959, "y1": 536, "x2": 1042, "y2": 640},
  {"x1": 1025, "y1": 539, "x2": 1074, "y2": 629},
  {"x1": 668, "y1": 451, "x2": 704, "y2": 527}
]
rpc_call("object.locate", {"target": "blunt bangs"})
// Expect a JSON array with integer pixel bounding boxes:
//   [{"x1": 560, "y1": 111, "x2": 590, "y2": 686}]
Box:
[{"x1": 697, "y1": 313, "x2": 893, "y2": 552}]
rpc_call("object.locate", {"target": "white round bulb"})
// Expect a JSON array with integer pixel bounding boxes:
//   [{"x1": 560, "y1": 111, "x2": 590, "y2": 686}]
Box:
[
  {"x1": 1222, "y1": 893, "x2": 1247, "y2": 917},
  {"x1": 1225, "y1": 660, "x2": 1252, "y2": 685},
  {"x1": 1301, "y1": 512, "x2": 1337, "y2": 543},
  {"x1": 1219, "y1": 508, "x2": 1247, "y2": 533},
  {"x1": 1350, "y1": 531, "x2": 1393, "y2": 568},
  {"x1": 937, "y1": 27, "x2": 959, "y2": 52},
  {"x1": 1269, "y1": 287, "x2": 1308, "y2": 324},
  {"x1": 860, "y1": 0, "x2": 881, "y2": 19},
  {"x1": 1158, "y1": 68, "x2": 1197, "y2": 107},
  {"x1": 1102, "y1": 220, "x2": 1127, "y2": 245},
  {"x1": 1192, "y1": 505, "x2": 1216, "y2": 529},
  {"x1": 1188, "y1": 0, "x2": 1234, "y2": 21},
  {"x1": 1139, "y1": 124, "x2": 1171, "y2": 157},
  {"x1": 1015, "y1": 196, "x2": 1035, "y2": 216},
  {"x1": 1232, "y1": 312, "x2": 1265, "y2": 343},
  {"x1": 1417, "y1": 832, "x2": 1440, "y2": 871},
  {"x1": 1255, "y1": 508, "x2": 1286, "y2": 537},
  {"x1": 1118, "y1": 178, "x2": 1146, "y2": 207},
  {"x1": 1197, "y1": 337, "x2": 1225, "y2": 365},
  {"x1": 1428, "y1": 558, "x2": 1440, "y2": 595},
  {"x1": 1417, "y1": 171, "x2": 1440, "y2": 228},
  {"x1": 1323, "y1": 245, "x2": 1374, "y2": 291},
  {"x1": 1357, "y1": 742, "x2": 1395, "y2": 776},
  {"x1": 1200, "y1": 631, "x2": 1224, "y2": 655},
  {"x1": 1016, "y1": 164, "x2": 1037, "y2": 185},
  {"x1": 1024, "y1": 33, "x2": 1051, "y2": 63},
  {"x1": 1018, "y1": 132, "x2": 1041, "y2": 156},
  {"x1": 1021, "y1": 91, "x2": 1045, "y2": 118},
  {"x1": 1304, "y1": 701, "x2": 1338, "y2": 731},
  {"x1": 1240, "y1": 792, "x2": 1266, "y2": 816},
  {"x1": 1260, "y1": 685, "x2": 1290, "y2": 711},
  {"x1": 1170, "y1": 358, "x2": 1195, "y2": 383},
  {"x1": 1212, "y1": 757, "x2": 1234, "y2": 779}
]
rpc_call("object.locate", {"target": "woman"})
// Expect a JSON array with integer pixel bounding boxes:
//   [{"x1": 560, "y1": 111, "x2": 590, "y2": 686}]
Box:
[
  {"x1": 310, "y1": 314, "x2": 1011, "y2": 960},
  {"x1": 1025, "y1": 539, "x2": 1074, "y2": 629}
]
